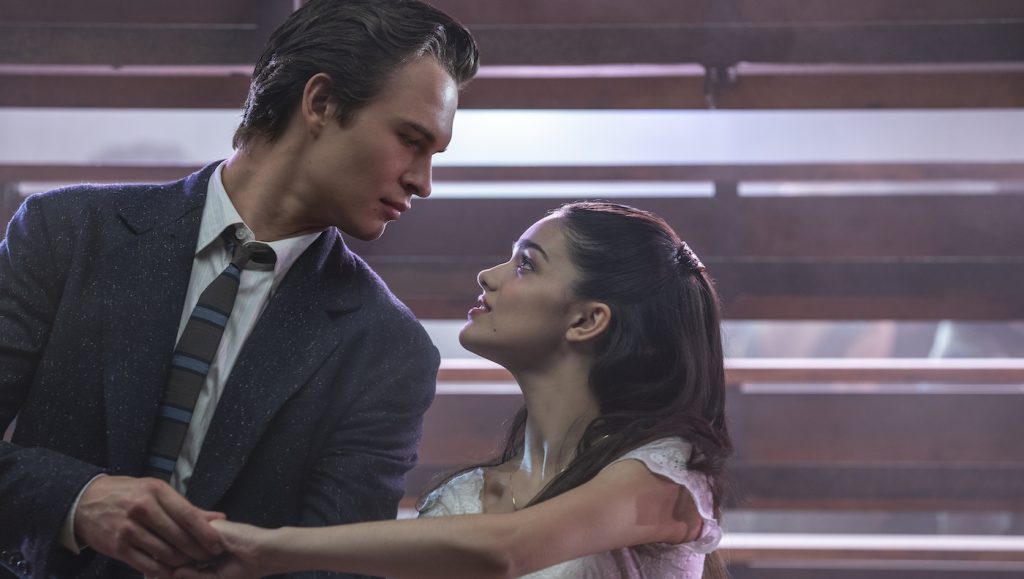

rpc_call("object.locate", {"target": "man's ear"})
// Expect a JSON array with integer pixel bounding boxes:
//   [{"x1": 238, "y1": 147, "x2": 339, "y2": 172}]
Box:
[
  {"x1": 301, "y1": 73, "x2": 336, "y2": 134},
  {"x1": 566, "y1": 301, "x2": 611, "y2": 343}
]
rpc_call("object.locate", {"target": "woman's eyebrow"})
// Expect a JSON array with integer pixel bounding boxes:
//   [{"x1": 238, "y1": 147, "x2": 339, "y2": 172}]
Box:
[{"x1": 514, "y1": 239, "x2": 549, "y2": 261}]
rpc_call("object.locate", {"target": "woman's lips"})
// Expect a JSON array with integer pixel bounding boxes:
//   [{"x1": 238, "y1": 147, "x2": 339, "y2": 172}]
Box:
[{"x1": 467, "y1": 295, "x2": 491, "y2": 317}]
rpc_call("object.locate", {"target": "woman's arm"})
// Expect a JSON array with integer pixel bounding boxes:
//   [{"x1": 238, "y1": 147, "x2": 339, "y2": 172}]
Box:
[{"x1": 178, "y1": 459, "x2": 703, "y2": 579}]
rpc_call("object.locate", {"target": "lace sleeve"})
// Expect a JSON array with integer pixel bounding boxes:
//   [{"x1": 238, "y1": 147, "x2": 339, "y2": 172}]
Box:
[
  {"x1": 416, "y1": 469, "x2": 483, "y2": 518},
  {"x1": 416, "y1": 485, "x2": 452, "y2": 518},
  {"x1": 610, "y1": 437, "x2": 723, "y2": 554}
]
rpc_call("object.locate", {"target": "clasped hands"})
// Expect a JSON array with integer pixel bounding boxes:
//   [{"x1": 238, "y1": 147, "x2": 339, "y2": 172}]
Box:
[{"x1": 75, "y1": 476, "x2": 259, "y2": 579}]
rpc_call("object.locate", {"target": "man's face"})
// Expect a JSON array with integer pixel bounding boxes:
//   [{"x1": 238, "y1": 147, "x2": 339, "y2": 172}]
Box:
[{"x1": 304, "y1": 56, "x2": 458, "y2": 240}]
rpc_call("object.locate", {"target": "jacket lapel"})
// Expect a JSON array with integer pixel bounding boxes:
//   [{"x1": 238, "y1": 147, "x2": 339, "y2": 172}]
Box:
[
  {"x1": 101, "y1": 164, "x2": 215, "y2": 475},
  {"x1": 186, "y1": 228, "x2": 361, "y2": 509}
]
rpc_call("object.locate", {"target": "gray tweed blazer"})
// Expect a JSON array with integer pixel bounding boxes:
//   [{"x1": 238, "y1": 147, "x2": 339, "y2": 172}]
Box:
[{"x1": 0, "y1": 162, "x2": 438, "y2": 578}]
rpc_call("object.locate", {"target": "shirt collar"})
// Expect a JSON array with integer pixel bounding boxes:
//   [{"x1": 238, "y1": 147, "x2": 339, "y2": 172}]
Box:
[
  {"x1": 200, "y1": 161, "x2": 324, "y2": 281},
  {"x1": 197, "y1": 161, "x2": 245, "y2": 255}
]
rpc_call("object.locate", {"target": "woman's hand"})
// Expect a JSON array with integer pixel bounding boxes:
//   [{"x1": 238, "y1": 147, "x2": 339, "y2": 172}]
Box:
[{"x1": 173, "y1": 520, "x2": 275, "y2": 579}]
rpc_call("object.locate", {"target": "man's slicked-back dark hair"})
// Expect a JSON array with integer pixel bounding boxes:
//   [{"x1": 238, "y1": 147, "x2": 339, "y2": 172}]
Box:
[{"x1": 233, "y1": 0, "x2": 479, "y2": 150}]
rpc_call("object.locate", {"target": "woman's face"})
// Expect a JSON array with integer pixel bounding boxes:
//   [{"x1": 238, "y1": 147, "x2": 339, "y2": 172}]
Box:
[{"x1": 459, "y1": 216, "x2": 583, "y2": 369}]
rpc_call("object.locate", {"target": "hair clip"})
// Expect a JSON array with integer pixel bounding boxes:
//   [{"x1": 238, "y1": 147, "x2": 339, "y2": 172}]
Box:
[{"x1": 677, "y1": 242, "x2": 705, "y2": 273}]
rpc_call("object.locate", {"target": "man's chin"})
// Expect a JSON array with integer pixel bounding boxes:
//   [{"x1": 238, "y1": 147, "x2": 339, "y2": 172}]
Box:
[{"x1": 345, "y1": 223, "x2": 388, "y2": 242}]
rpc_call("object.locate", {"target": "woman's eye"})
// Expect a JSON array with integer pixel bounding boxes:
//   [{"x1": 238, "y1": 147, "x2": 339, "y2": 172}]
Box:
[{"x1": 515, "y1": 255, "x2": 535, "y2": 273}]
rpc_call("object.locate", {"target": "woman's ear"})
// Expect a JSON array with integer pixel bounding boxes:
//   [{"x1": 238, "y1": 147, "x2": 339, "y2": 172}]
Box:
[
  {"x1": 566, "y1": 301, "x2": 611, "y2": 343},
  {"x1": 301, "y1": 73, "x2": 336, "y2": 135}
]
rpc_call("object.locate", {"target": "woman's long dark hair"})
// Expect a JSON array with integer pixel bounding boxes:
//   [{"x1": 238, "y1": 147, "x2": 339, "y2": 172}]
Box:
[{"x1": 426, "y1": 201, "x2": 732, "y2": 577}]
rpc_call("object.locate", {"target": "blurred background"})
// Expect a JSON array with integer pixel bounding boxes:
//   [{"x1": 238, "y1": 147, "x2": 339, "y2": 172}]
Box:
[{"x1": 2, "y1": 1, "x2": 1023, "y2": 577}]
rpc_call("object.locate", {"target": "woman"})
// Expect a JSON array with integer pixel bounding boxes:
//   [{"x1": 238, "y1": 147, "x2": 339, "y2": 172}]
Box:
[{"x1": 177, "y1": 201, "x2": 731, "y2": 579}]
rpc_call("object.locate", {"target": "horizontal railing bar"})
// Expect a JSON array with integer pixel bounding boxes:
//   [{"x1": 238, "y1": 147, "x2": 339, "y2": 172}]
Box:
[{"x1": 438, "y1": 358, "x2": 1024, "y2": 385}]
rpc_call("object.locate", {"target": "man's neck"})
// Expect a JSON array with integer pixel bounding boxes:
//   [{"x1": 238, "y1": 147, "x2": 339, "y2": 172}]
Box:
[{"x1": 220, "y1": 147, "x2": 324, "y2": 242}]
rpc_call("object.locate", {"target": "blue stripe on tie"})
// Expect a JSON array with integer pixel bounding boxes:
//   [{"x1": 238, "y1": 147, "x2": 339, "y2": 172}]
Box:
[
  {"x1": 191, "y1": 304, "x2": 229, "y2": 328},
  {"x1": 147, "y1": 455, "x2": 176, "y2": 473},
  {"x1": 159, "y1": 405, "x2": 193, "y2": 424},
  {"x1": 172, "y1": 353, "x2": 211, "y2": 376},
  {"x1": 223, "y1": 263, "x2": 241, "y2": 281}
]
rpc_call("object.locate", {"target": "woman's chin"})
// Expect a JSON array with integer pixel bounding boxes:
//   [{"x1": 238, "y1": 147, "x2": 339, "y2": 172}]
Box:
[
  {"x1": 458, "y1": 327, "x2": 502, "y2": 364},
  {"x1": 457, "y1": 326, "x2": 483, "y2": 355}
]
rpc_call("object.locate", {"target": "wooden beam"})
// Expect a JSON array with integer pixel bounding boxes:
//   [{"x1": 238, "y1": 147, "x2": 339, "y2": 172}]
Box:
[
  {"x1": 0, "y1": 73, "x2": 252, "y2": 109},
  {"x1": 431, "y1": 0, "x2": 1024, "y2": 25},
  {"x1": 464, "y1": 68, "x2": 1024, "y2": 109},
  {"x1": 467, "y1": 22, "x2": 1024, "y2": 67},
  {"x1": 0, "y1": 0, "x2": 266, "y2": 24},
  {"x1": 350, "y1": 192, "x2": 1024, "y2": 320},
  {"x1": 6, "y1": 0, "x2": 1024, "y2": 28},
  {"x1": 424, "y1": 373, "x2": 1024, "y2": 465},
  {"x1": 4, "y1": 66, "x2": 1024, "y2": 109},
  {"x1": 0, "y1": 164, "x2": 206, "y2": 184},
  {"x1": 366, "y1": 258, "x2": 1024, "y2": 320},
  {"x1": 708, "y1": 69, "x2": 1024, "y2": 109},
  {"x1": 727, "y1": 395, "x2": 1024, "y2": 464},
  {"x1": 2, "y1": 20, "x2": 1022, "y2": 68},
  {"x1": 0, "y1": 25, "x2": 264, "y2": 66},
  {"x1": 728, "y1": 464, "x2": 1024, "y2": 511},
  {"x1": 350, "y1": 195, "x2": 1024, "y2": 258}
]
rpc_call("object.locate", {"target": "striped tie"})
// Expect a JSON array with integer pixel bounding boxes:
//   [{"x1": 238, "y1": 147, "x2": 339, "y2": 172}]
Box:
[{"x1": 145, "y1": 227, "x2": 276, "y2": 481}]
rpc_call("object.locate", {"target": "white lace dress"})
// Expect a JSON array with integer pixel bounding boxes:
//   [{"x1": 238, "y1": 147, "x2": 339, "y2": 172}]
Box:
[{"x1": 416, "y1": 437, "x2": 723, "y2": 578}]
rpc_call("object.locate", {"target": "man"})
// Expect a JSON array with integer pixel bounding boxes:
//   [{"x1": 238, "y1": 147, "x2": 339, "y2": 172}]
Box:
[{"x1": 0, "y1": 1, "x2": 479, "y2": 577}]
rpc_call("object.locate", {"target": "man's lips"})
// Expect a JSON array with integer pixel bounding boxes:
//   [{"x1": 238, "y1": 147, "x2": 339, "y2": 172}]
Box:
[{"x1": 381, "y1": 199, "x2": 409, "y2": 220}]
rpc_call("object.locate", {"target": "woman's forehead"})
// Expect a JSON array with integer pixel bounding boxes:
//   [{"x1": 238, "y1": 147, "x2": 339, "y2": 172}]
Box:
[{"x1": 521, "y1": 215, "x2": 563, "y2": 241}]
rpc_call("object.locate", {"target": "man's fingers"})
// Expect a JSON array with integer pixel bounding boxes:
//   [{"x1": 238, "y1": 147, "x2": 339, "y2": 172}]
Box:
[
  {"x1": 122, "y1": 479, "x2": 217, "y2": 563},
  {"x1": 123, "y1": 546, "x2": 176, "y2": 579},
  {"x1": 75, "y1": 475, "x2": 222, "y2": 570},
  {"x1": 123, "y1": 520, "x2": 192, "y2": 568},
  {"x1": 173, "y1": 568, "x2": 207, "y2": 579},
  {"x1": 156, "y1": 486, "x2": 224, "y2": 556}
]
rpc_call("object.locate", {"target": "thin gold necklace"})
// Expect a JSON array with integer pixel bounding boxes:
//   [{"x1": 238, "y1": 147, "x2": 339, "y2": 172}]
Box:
[
  {"x1": 509, "y1": 471, "x2": 521, "y2": 510},
  {"x1": 508, "y1": 463, "x2": 569, "y2": 511}
]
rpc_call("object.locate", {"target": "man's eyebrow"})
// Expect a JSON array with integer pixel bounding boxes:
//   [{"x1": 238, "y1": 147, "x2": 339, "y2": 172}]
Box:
[
  {"x1": 401, "y1": 121, "x2": 447, "y2": 153},
  {"x1": 514, "y1": 239, "x2": 549, "y2": 261}
]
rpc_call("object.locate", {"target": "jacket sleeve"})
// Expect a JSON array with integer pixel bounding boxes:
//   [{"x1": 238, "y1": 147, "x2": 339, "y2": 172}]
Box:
[
  {"x1": 293, "y1": 312, "x2": 439, "y2": 579},
  {"x1": 0, "y1": 194, "x2": 107, "y2": 577}
]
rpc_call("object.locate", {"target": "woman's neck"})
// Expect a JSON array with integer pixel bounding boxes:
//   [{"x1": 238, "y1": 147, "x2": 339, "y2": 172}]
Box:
[{"x1": 513, "y1": 360, "x2": 600, "y2": 483}]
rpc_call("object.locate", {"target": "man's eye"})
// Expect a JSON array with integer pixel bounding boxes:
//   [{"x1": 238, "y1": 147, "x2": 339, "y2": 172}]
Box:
[{"x1": 400, "y1": 134, "x2": 421, "y2": 147}]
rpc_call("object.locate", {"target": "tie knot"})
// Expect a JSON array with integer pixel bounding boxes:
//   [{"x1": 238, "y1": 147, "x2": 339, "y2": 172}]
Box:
[
  {"x1": 222, "y1": 226, "x2": 277, "y2": 268},
  {"x1": 233, "y1": 240, "x2": 277, "y2": 268}
]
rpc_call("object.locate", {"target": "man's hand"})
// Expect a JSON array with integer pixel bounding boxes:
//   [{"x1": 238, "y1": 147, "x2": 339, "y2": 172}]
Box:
[{"x1": 75, "y1": 476, "x2": 225, "y2": 577}]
